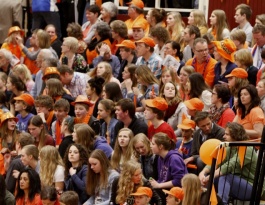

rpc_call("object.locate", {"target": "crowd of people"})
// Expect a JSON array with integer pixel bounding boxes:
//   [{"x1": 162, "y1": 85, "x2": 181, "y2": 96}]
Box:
[{"x1": 1, "y1": 0, "x2": 265, "y2": 205}]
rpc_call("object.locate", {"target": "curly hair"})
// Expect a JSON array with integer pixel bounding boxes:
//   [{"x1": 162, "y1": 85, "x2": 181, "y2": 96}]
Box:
[
  {"x1": 225, "y1": 122, "x2": 249, "y2": 141},
  {"x1": 66, "y1": 23, "x2": 83, "y2": 40},
  {"x1": 116, "y1": 160, "x2": 143, "y2": 204},
  {"x1": 39, "y1": 145, "x2": 64, "y2": 186},
  {"x1": 149, "y1": 8, "x2": 166, "y2": 25},
  {"x1": 111, "y1": 128, "x2": 134, "y2": 171},
  {"x1": 87, "y1": 76, "x2": 105, "y2": 96},
  {"x1": 63, "y1": 144, "x2": 88, "y2": 178},
  {"x1": 181, "y1": 174, "x2": 201, "y2": 205},
  {"x1": 150, "y1": 26, "x2": 170, "y2": 43}
]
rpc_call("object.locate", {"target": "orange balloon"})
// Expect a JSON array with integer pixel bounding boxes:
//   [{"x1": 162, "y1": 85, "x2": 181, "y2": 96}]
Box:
[{"x1": 199, "y1": 139, "x2": 226, "y2": 165}]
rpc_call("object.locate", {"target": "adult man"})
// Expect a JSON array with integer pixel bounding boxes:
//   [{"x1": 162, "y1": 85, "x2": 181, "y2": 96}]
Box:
[
  {"x1": 186, "y1": 38, "x2": 217, "y2": 88},
  {"x1": 114, "y1": 98, "x2": 148, "y2": 147},
  {"x1": 125, "y1": 0, "x2": 149, "y2": 38},
  {"x1": 0, "y1": 49, "x2": 13, "y2": 75},
  {"x1": 57, "y1": 65, "x2": 89, "y2": 98},
  {"x1": 132, "y1": 23, "x2": 146, "y2": 42},
  {"x1": 135, "y1": 37, "x2": 163, "y2": 79},
  {"x1": 184, "y1": 111, "x2": 224, "y2": 173},
  {"x1": 116, "y1": 40, "x2": 138, "y2": 82},
  {"x1": 182, "y1": 25, "x2": 201, "y2": 63},
  {"x1": 231, "y1": 4, "x2": 253, "y2": 46},
  {"x1": 0, "y1": 0, "x2": 22, "y2": 45},
  {"x1": 252, "y1": 24, "x2": 265, "y2": 69}
]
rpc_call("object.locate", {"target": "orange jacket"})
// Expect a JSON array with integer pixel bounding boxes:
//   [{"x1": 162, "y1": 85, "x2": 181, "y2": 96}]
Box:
[{"x1": 125, "y1": 14, "x2": 150, "y2": 37}]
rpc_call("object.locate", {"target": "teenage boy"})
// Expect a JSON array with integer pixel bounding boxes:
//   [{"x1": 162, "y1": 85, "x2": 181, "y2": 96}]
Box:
[
  {"x1": 144, "y1": 97, "x2": 176, "y2": 141},
  {"x1": 163, "y1": 187, "x2": 184, "y2": 205},
  {"x1": 183, "y1": 98, "x2": 204, "y2": 119},
  {"x1": 51, "y1": 99, "x2": 70, "y2": 147},
  {"x1": 14, "y1": 93, "x2": 35, "y2": 132},
  {"x1": 130, "y1": 187, "x2": 153, "y2": 205}
]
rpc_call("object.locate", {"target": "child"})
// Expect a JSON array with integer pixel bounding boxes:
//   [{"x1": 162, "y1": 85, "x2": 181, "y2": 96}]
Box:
[
  {"x1": 51, "y1": 99, "x2": 70, "y2": 147},
  {"x1": 34, "y1": 95, "x2": 56, "y2": 134},
  {"x1": 130, "y1": 187, "x2": 153, "y2": 205},
  {"x1": 162, "y1": 187, "x2": 183, "y2": 205},
  {"x1": 14, "y1": 93, "x2": 35, "y2": 132}
]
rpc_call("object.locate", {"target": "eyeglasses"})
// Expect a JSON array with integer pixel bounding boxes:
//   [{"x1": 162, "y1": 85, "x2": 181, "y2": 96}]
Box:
[{"x1": 195, "y1": 48, "x2": 208, "y2": 53}]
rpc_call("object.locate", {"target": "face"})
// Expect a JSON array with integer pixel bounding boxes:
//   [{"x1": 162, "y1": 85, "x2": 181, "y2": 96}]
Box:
[
  {"x1": 128, "y1": 6, "x2": 136, "y2": 18},
  {"x1": 0, "y1": 52, "x2": 9, "y2": 68},
  {"x1": 100, "y1": 8, "x2": 109, "y2": 19},
  {"x1": 96, "y1": 63, "x2": 106, "y2": 76},
  {"x1": 146, "y1": 10, "x2": 152, "y2": 24},
  {"x1": 183, "y1": 27, "x2": 192, "y2": 43},
  {"x1": 136, "y1": 43, "x2": 148, "y2": 57},
  {"x1": 194, "y1": 42, "x2": 209, "y2": 62},
  {"x1": 29, "y1": 33, "x2": 37, "y2": 46},
  {"x1": 187, "y1": 108, "x2": 196, "y2": 117},
  {"x1": 208, "y1": 43, "x2": 215, "y2": 55},
  {"x1": 188, "y1": 12, "x2": 194, "y2": 25},
  {"x1": 74, "y1": 104, "x2": 88, "y2": 119},
  {"x1": 118, "y1": 130, "x2": 131, "y2": 147},
  {"x1": 115, "y1": 106, "x2": 126, "y2": 121},
  {"x1": 134, "y1": 141, "x2": 148, "y2": 156},
  {"x1": 211, "y1": 88, "x2": 219, "y2": 105},
  {"x1": 20, "y1": 149, "x2": 31, "y2": 166},
  {"x1": 166, "y1": 194, "x2": 177, "y2": 205},
  {"x1": 6, "y1": 77, "x2": 13, "y2": 91},
  {"x1": 101, "y1": 86, "x2": 106, "y2": 99},
  {"x1": 35, "y1": 105, "x2": 49, "y2": 115},
  {"x1": 134, "y1": 195, "x2": 149, "y2": 205},
  {"x1": 150, "y1": 138, "x2": 160, "y2": 154},
  {"x1": 163, "y1": 82, "x2": 176, "y2": 98},
  {"x1": 119, "y1": 48, "x2": 131, "y2": 60},
  {"x1": 166, "y1": 15, "x2": 175, "y2": 27},
  {"x1": 15, "y1": 100, "x2": 26, "y2": 112},
  {"x1": 223, "y1": 127, "x2": 233, "y2": 142},
  {"x1": 209, "y1": 13, "x2": 217, "y2": 25},
  {"x1": 68, "y1": 145, "x2": 80, "y2": 164},
  {"x1": 161, "y1": 71, "x2": 172, "y2": 84},
  {"x1": 234, "y1": 9, "x2": 244, "y2": 24},
  {"x1": 197, "y1": 117, "x2": 212, "y2": 135},
  {"x1": 227, "y1": 77, "x2": 235, "y2": 88},
  {"x1": 19, "y1": 172, "x2": 30, "y2": 190},
  {"x1": 255, "y1": 19, "x2": 263, "y2": 26},
  {"x1": 253, "y1": 32, "x2": 265, "y2": 47},
  {"x1": 97, "y1": 103, "x2": 109, "y2": 120},
  {"x1": 240, "y1": 88, "x2": 251, "y2": 107},
  {"x1": 42, "y1": 199, "x2": 56, "y2": 205},
  {"x1": 132, "y1": 168, "x2": 142, "y2": 184},
  {"x1": 144, "y1": 107, "x2": 156, "y2": 121},
  {"x1": 122, "y1": 67, "x2": 131, "y2": 80},
  {"x1": 86, "y1": 11, "x2": 97, "y2": 22},
  {"x1": 256, "y1": 81, "x2": 265, "y2": 97},
  {"x1": 60, "y1": 118, "x2": 67, "y2": 134},
  {"x1": 60, "y1": 73, "x2": 71, "y2": 85},
  {"x1": 89, "y1": 157, "x2": 101, "y2": 173},
  {"x1": 179, "y1": 70, "x2": 189, "y2": 85},
  {"x1": 28, "y1": 124, "x2": 43, "y2": 138},
  {"x1": 132, "y1": 28, "x2": 145, "y2": 41},
  {"x1": 54, "y1": 108, "x2": 68, "y2": 122},
  {"x1": 7, "y1": 119, "x2": 17, "y2": 131},
  {"x1": 181, "y1": 129, "x2": 193, "y2": 139},
  {"x1": 213, "y1": 47, "x2": 221, "y2": 61},
  {"x1": 72, "y1": 128, "x2": 77, "y2": 142},
  {"x1": 164, "y1": 43, "x2": 176, "y2": 56},
  {"x1": 0, "y1": 78, "x2": 6, "y2": 88},
  {"x1": 46, "y1": 26, "x2": 56, "y2": 38},
  {"x1": 61, "y1": 41, "x2": 70, "y2": 54},
  {"x1": 85, "y1": 83, "x2": 94, "y2": 97}
]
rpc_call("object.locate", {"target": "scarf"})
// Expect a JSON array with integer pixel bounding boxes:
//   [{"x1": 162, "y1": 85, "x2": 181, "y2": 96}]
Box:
[
  {"x1": 209, "y1": 103, "x2": 230, "y2": 124},
  {"x1": 50, "y1": 35, "x2": 58, "y2": 44},
  {"x1": 46, "y1": 111, "x2": 54, "y2": 131},
  {"x1": 55, "y1": 120, "x2": 63, "y2": 145},
  {"x1": 74, "y1": 112, "x2": 91, "y2": 124}
]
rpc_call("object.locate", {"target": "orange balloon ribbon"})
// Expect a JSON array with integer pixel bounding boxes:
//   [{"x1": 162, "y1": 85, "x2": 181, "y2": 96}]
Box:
[
  {"x1": 238, "y1": 146, "x2": 247, "y2": 168},
  {"x1": 133, "y1": 95, "x2": 137, "y2": 107},
  {"x1": 152, "y1": 85, "x2": 155, "y2": 96}
]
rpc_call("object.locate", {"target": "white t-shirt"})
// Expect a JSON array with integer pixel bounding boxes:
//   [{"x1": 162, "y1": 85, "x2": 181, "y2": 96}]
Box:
[{"x1": 53, "y1": 165, "x2": 65, "y2": 182}]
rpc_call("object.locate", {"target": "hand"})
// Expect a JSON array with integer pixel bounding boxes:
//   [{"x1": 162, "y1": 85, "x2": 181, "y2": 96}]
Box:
[
  {"x1": 133, "y1": 87, "x2": 141, "y2": 96},
  {"x1": 184, "y1": 157, "x2": 193, "y2": 165},
  {"x1": 15, "y1": 36, "x2": 23, "y2": 46},
  {"x1": 148, "y1": 91, "x2": 156, "y2": 99},
  {"x1": 69, "y1": 167, "x2": 77, "y2": 176},
  {"x1": 199, "y1": 171, "x2": 208, "y2": 186},
  {"x1": 13, "y1": 170, "x2": 20, "y2": 179},
  {"x1": 98, "y1": 44, "x2": 111, "y2": 57},
  {"x1": 10, "y1": 150, "x2": 17, "y2": 157},
  {"x1": 1, "y1": 147, "x2": 9, "y2": 155},
  {"x1": 149, "y1": 178, "x2": 160, "y2": 188},
  {"x1": 37, "y1": 112, "x2": 46, "y2": 123}
]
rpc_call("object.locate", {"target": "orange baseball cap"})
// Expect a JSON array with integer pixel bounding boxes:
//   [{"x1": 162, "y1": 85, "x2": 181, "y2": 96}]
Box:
[
  {"x1": 177, "y1": 114, "x2": 195, "y2": 130},
  {"x1": 184, "y1": 98, "x2": 204, "y2": 111},
  {"x1": 14, "y1": 93, "x2": 35, "y2": 106},
  {"x1": 126, "y1": 0, "x2": 144, "y2": 9},
  {"x1": 131, "y1": 187, "x2": 152, "y2": 198},
  {"x1": 212, "y1": 39, "x2": 236, "y2": 62},
  {"x1": 71, "y1": 95, "x2": 93, "y2": 107},
  {"x1": 42, "y1": 67, "x2": 60, "y2": 80},
  {"x1": 0, "y1": 112, "x2": 18, "y2": 126},
  {"x1": 116, "y1": 40, "x2": 136, "y2": 49},
  {"x1": 8, "y1": 26, "x2": 24, "y2": 37},
  {"x1": 145, "y1": 97, "x2": 168, "y2": 111},
  {"x1": 135, "y1": 37, "x2": 156, "y2": 48},
  {"x1": 163, "y1": 187, "x2": 184, "y2": 200},
  {"x1": 225, "y1": 68, "x2": 248, "y2": 79},
  {"x1": 132, "y1": 22, "x2": 147, "y2": 30}
]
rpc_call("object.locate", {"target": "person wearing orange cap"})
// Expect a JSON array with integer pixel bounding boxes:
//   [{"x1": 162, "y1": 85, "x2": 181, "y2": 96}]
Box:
[
  {"x1": 125, "y1": 0, "x2": 149, "y2": 39},
  {"x1": 185, "y1": 38, "x2": 217, "y2": 88},
  {"x1": 130, "y1": 187, "x2": 153, "y2": 205},
  {"x1": 135, "y1": 37, "x2": 163, "y2": 79},
  {"x1": 163, "y1": 187, "x2": 183, "y2": 205},
  {"x1": 184, "y1": 98, "x2": 204, "y2": 119},
  {"x1": 14, "y1": 93, "x2": 35, "y2": 132},
  {"x1": 212, "y1": 38, "x2": 238, "y2": 85},
  {"x1": 144, "y1": 97, "x2": 176, "y2": 141},
  {"x1": 132, "y1": 23, "x2": 146, "y2": 42}
]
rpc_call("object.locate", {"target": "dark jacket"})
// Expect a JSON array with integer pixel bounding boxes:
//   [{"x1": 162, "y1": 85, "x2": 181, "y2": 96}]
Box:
[
  {"x1": 117, "y1": 54, "x2": 138, "y2": 82},
  {"x1": 140, "y1": 154, "x2": 159, "y2": 180},
  {"x1": 58, "y1": 135, "x2": 74, "y2": 159}
]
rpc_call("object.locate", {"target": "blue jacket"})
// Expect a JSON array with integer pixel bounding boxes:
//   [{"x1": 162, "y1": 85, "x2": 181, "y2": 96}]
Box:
[{"x1": 32, "y1": 0, "x2": 58, "y2": 12}]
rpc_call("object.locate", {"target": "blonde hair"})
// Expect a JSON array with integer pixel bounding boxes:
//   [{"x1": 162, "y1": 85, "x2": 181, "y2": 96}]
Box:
[
  {"x1": 13, "y1": 64, "x2": 33, "y2": 83},
  {"x1": 191, "y1": 9, "x2": 208, "y2": 28},
  {"x1": 116, "y1": 160, "x2": 143, "y2": 204},
  {"x1": 39, "y1": 145, "x2": 64, "y2": 186},
  {"x1": 230, "y1": 29, "x2": 246, "y2": 44},
  {"x1": 131, "y1": 133, "x2": 152, "y2": 158},
  {"x1": 211, "y1": 9, "x2": 230, "y2": 41},
  {"x1": 89, "y1": 62, "x2": 113, "y2": 85},
  {"x1": 111, "y1": 128, "x2": 134, "y2": 171},
  {"x1": 182, "y1": 174, "x2": 201, "y2": 205},
  {"x1": 234, "y1": 49, "x2": 253, "y2": 68},
  {"x1": 63, "y1": 37, "x2": 79, "y2": 53},
  {"x1": 166, "y1": 12, "x2": 185, "y2": 43}
]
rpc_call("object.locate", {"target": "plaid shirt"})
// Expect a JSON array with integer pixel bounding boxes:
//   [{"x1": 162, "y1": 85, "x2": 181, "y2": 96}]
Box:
[{"x1": 65, "y1": 72, "x2": 89, "y2": 98}]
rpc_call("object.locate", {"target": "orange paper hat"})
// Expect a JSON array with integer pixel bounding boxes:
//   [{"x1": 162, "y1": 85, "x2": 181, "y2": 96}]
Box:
[
  {"x1": 116, "y1": 40, "x2": 136, "y2": 49},
  {"x1": 145, "y1": 97, "x2": 168, "y2": 111},
  {"x1": 14, "y1": 93, "x2": 35, "y2": 106},
  {"x1": 71, "y1": 95, "x2": 93, "y2": 107},
  {"x1": 177, "y1": 114, "x2": 196, "y2": 130},
  {"x1": 8, "y1": 26, "x2": 24, "y2": 37},
  {"x1": 42, "y1": 67, "x2": 60, "y2": 80},
  {"x1": 212, "y1": 39, "x2": 237, "y2": 62},
  {"x1": 0, "y1": 112, "x2": 18, "y2": 126},
  {"x1": 131, "y1": 187, "x2": 152, "y2": 198},
  {"x1": 225, "y1": 68, "x2": 248, "y2": 79},
  {"x1": 163, "y1": 187, "x2": 184, "y2": 200}
]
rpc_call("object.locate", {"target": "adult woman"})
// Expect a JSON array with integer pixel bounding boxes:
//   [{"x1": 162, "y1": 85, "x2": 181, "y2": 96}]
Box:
[
  {"x1": 188, "y1": 73, "x2": 212, "y2": 111},
  {"x1": 199, "y1": 122, "x2": 257, "y2": 204},
  {"x1": 102, "y1": 82, "x2": 123, "y2": 102},
  {"x1": 60, "y1": 37, "x2": 88, "y2": 73},
  {"x1": 40, "y1": 186, "x2": 61, "y2": 205},
  {"x1": 160, "y1": 81, "x2": 187, "y2": 137},
  {"x1": 146, "y1": 8, "x2": 166, "y2": 29},
  {"x1": 178, "y1": 65, "x2": 195, "y2": 101},
  {"x1": 255, "y1": 14, "x2": 265, "y2": 26},
  {"x1": 85, "y1": 77, "x2": 105, "y2": 118},
  {"x1": 131, "y1": 133, "x2": 158, "y2": 180},
  {"x1": 234, "y1": 49, "x2": 258, "y2": 85},
  {"x1": 15, "y1": 168, "x2": 41, "y2": 205},
  {"x1": 28, "y1": 115, "x2": 54, "y2": 150},
  {"x1": 39, "y1": 145, "x2": 65, "y2": 193},
  {"x1": 12, "y1": 64, "x2": 35, "y2": 93},
  {"x1": 233, "y1": 84, "x2": 265, "y2": 139},
  {"x1": 110, "y1": 160, "x2": 162, "y2": 205},
  {"x1": 209, "y1": 84, "x2": 235, "y2": 128},
  {"x1": 98, "y1": 99, "x2": 118, "y2": 147},
  {"x1": 121, "y1": 64, "x2": 138, "y2": 98},
  {"x1": 111, "y1": 128, "x2": 135, "y2": 172},
  {"x1": 63, "y1": 144, "x2": 89, "y2": 204},
  {"x1": 90, "y1": 62, "x2": 120, "y2": 87},
  {"x1": 159, "y1": 68, "x2": 178, "y2": 95},
  {"x1": 85, "y1": 149, "x2": 119, "y2": 205},
  {"x1": 166, "y1": 12, "x2": 185, "y2": 43},
  {"x1": 0, "y1": 174, "x2": 15, "y2": 205},
  {"x1": 212, "y1": 39, "x2": 237, "y2": 85},
  {"x1": 256, "y1": 79, "x2": 265, "y2": 114},
  {"x1": 208, "y1": 10, "x2": 230, "y2": 41},
  {"x1": 45, "y1": 24, "x2": 62, "y2": 57},
  {"x1": 188, "y1": 9, "x2": 208, "y2": 36},
  {"x1": 82, "y1": 5, "x2": 101, "y2": 44},
  {"x1": 100, "y1": 2, "x2": 118, "y2": 25}
]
